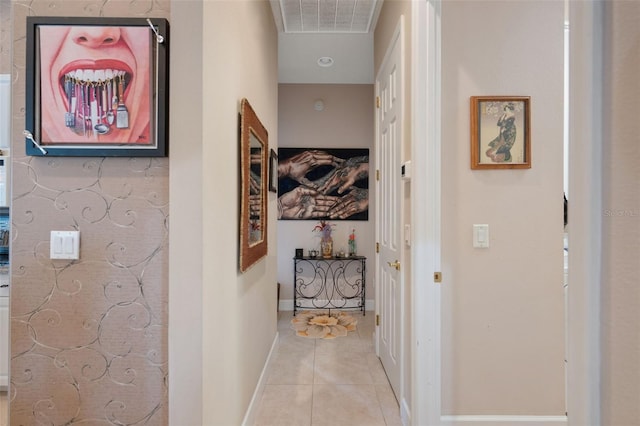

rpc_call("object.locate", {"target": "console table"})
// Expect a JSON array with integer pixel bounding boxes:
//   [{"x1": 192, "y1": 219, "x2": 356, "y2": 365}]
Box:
[{"x1": 293, "y1": 256, "x2": 366, "y2": 315}]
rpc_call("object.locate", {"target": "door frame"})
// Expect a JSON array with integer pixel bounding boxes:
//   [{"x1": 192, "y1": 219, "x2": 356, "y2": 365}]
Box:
[
  {"x1": 410, "y1": 0, "x2": 601, "y2": 425},
  {"x1": 411, "y1": 1, "x2": 441, "y2": 425}
]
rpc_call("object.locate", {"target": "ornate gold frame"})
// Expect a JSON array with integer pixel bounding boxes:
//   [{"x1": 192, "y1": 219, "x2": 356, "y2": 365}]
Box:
[{"x1": 239, "y1": 98, "x2": 268, "y2": 272}]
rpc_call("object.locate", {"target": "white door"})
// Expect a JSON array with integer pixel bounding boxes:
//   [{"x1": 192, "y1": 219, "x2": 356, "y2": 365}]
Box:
[{"x1": 375, "y1": 20, "x2": 403, "y2": 399}]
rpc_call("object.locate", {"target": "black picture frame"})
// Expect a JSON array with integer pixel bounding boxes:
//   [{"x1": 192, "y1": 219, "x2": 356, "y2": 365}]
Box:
[
  {"x1": 25, "y1": 17, "x2": 169, "y2": 157},
  {"x1": 269, "y1": 148, "x2": 278, "y2": 193}
]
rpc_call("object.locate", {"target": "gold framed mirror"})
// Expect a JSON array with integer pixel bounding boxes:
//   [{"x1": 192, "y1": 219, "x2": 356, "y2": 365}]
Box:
[{"x1": 239, "y1": 98, "x2": 268, "y2": 272}]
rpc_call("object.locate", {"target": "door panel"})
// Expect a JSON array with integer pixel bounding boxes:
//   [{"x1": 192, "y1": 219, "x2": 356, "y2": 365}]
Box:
[{"x1": 376, "y1": 26, "x2": 403, "y2": 399}]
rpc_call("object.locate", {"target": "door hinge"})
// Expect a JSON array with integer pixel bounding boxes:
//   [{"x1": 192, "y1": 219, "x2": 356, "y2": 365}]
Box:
[
  {"x1": 376, "y1": 96, "x2": 380, "y2": 108},
  {"x1": 434, "y1": 272, "x2": 442, "y2": 283},
  {"x1": 376, "y1": 242, "x2": 380, "y2": 253},
  {"x1": 376, "y1": 169, "x2": 380, "y2": 181},
  {"x1": 376, "y1": 314, "x2": 380, "y2": 326}
]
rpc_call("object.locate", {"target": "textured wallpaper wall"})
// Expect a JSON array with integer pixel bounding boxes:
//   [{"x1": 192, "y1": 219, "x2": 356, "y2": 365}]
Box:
[
  {"x1": 0, "y1": 1, "x2": 10, "y2": 74},
  {"x1": 9, "y1": 1, "x2": 170, "y2": 424}
]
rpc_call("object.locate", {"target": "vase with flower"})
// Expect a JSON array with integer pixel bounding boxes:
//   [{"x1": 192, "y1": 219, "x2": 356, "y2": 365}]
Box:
[
  {"x1": 314, "y1": 220, "x2": 335, "y2": 258},
  {"x1": 348, "y1": 228, "x2": 357, "y2": 256}
]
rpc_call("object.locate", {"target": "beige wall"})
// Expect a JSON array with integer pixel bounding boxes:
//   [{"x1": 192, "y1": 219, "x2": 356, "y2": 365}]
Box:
[
  {"x1": 9, "y1": 1, "x2": 170, "y2": 424},
  {"x1": 200, "y1": 1, "x2": 278, "y2": 424},
  {"x1": 0, "y1": 1, "x2": 9, "y2": 74},
  {"x1": 441, "y1": 0, "x2": 565, "y2": 415},
  {"x1": 168, "y1": 1, "x2": 204, "y2": 424},
  {"x1": 601, "y1": 1, "x2": 640, "y2": 424},
  {"x1": 276, "y1": 84, "x2": 375, "y2": 307}
]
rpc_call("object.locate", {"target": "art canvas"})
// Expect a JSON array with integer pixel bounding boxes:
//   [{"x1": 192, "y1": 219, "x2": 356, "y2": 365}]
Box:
[
  {"x1": 25, "y1": 17, "x2": 169, "y2": 156},
  {"x1": 278, "y1": 148, "x2": 369, "y2": 221},
  {"x1": 470, "y1": 96, "x2": 531, "y2": 169}
]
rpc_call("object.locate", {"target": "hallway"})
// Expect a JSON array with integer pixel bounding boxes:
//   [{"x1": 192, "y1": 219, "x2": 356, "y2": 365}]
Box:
[{"x1": 253, "y1": 311, "x2": 401, "y2": 426}]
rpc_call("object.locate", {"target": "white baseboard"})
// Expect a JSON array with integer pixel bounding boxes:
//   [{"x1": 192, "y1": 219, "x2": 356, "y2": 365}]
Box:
[
  {"x1": 440, "y1": 415, "x2": 568, "y2": 425},
  {"x1": 279, "y1": 299, "x2": 375, "y2": 312},
  {"x1": 0, "y1": 374, "x2": 7, "y2": 390},
  {"x1": 400, "y1": 397, "x2": 411, "y2": 426},
  {"x1": 241, "y1": 332, "x2": 279, "y2": 426}
]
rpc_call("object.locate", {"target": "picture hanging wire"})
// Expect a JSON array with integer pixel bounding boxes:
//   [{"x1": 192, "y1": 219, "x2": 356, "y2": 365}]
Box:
[
  {"x1": 23, "y1": 130, "x2": 47, "y2": 155},
  {"x1": 146, "y1": 18, "x2": 164, "y2": 44}
]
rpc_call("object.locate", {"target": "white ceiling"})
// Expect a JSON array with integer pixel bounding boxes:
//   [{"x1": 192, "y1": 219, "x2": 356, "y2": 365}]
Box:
[{"x1": 270, "y1": 0, "x2": 383, "y2": 84}]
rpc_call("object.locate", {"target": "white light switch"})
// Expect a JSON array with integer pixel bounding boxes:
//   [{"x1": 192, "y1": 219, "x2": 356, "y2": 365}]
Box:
[
  {"x1": 473, "y1": 224, "x2": 489, "y2": 248},
  {"x1": 50, "y1": 231, "x2": 80, "y2": 259}
]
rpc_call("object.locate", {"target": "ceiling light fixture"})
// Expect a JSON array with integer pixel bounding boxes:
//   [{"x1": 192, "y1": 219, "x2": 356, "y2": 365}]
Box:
[{"x1": 317, "y1": 56, "x2": 334, "y2": 67}]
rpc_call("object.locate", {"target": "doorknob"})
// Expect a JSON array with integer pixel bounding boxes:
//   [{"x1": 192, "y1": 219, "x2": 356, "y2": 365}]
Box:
[{"x1": 387, "y1": 260, "x2": 400, "y2": 271}]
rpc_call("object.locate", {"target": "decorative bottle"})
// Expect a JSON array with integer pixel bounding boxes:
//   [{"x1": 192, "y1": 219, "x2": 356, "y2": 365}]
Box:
[{"x1": 348, "y1": 229, "x2": 357, "y2": 256}]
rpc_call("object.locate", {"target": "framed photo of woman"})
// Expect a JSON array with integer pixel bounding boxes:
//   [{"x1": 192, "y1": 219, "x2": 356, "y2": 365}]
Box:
[
  {"x1": 470, "y1": 96, "x2": 531, "y2": 169},
  {"x1": 25, "y1": 17, "x2": 169, "y2": 156}
]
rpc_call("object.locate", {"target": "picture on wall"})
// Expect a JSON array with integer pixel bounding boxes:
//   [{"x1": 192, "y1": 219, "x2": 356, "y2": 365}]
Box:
[
  {"x1": 278, "y1": 148, "x2": 369, "y2": 221},
  {"x1": 470, "y1": 96, "x2": 531, "y2": 169},
  {"x1": 25, "y1": 17, "x2": 169, "y2": 156}
]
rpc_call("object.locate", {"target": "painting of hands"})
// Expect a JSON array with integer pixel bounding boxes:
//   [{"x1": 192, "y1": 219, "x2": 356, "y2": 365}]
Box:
[{"x1": 277, "y1": 148, "x2": 369, "y2": 220}]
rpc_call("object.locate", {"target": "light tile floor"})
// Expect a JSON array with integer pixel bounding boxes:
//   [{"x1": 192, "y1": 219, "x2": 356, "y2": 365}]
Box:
[{"x1": 253, "y1": 311, "x2": 402, "y2": 426}]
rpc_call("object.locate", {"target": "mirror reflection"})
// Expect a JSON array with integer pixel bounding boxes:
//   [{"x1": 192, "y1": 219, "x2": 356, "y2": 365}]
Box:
[{"x1": 249, "y1": 130, "x2": 263, "y2": 244}]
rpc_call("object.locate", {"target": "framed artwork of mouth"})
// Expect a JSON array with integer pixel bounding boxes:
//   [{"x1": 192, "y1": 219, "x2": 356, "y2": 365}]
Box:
[{"x1": 25, "y1": 16, "x2": 170, "y2": 157}]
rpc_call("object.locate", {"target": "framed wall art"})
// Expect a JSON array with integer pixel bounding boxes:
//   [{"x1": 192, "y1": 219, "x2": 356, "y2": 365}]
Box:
[
  {"x1": 269, "y1": 148, "x2": 278, "y2": 193},
  {"x1": 239, "y1": 98, "x2": 268, "y2": 272},
  {"x1": 278, "y1": 148, "x2": 369, "y2": 221},
  {"x1": 470, "y1": 96, "x2": 531, "y2": 169},
  {"x1": 25, "y1": 17, "x2": 169, "y2": 157}
]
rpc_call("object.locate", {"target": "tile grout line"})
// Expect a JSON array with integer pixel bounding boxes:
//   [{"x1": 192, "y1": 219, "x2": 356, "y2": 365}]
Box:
[{"x1": 310, "y1": 336, "x2": 316, "y2": 426}]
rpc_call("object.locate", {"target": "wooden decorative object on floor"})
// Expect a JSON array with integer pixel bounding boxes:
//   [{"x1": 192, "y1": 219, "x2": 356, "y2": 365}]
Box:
[{"x1": 291, "y1": 311, "x2": 357, "y2": 339}]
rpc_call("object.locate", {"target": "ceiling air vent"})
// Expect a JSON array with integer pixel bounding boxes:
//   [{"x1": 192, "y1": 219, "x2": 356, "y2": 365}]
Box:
[{"x1": 278, "y1": 0, "x2": 382, "y2": 33}]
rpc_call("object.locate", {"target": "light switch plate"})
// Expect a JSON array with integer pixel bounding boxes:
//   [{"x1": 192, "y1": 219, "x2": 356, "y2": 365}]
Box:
[
  {"x1": 473, "y1": 224, "x2": 489, "y2": 248},
  {"x1": 50, "y1": 231, "x2": 80, "y2": 259}
]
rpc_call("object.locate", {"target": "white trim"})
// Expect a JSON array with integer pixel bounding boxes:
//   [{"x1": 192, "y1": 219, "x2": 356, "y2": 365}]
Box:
[
  {"x1": 566, "y1": 1, "x2": 603, "y2": 424},
  {"x1": 400, "y1": 397, "x2": 411, "y2": 426},
  {"x1": 441, "y1": 415, "x2": 568, "y2": 425},
  {"x1": 0, "y1": 296, "x2": 7, "y2": 390},
  {"x1": 278, "y1": 299, "x2": 375, "y2": 312},
  {"x1": 241, "y1": 332, "x2": 279, "y2": 426},
  {"x1": 412, "y1": 0, "x2": 442, "y2": 425},
  {"x1": 0, "y1": 74, "x2": 11, "y2": 151}
]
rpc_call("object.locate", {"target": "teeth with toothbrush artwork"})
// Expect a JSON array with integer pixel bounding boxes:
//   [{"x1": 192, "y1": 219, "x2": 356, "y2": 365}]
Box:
[
  {"x1": 35, "y1": 23, "x2": 152, "y2": 145},
  {"x1": 62, "y1": 69, "x2": 129, "y2": 138}
]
